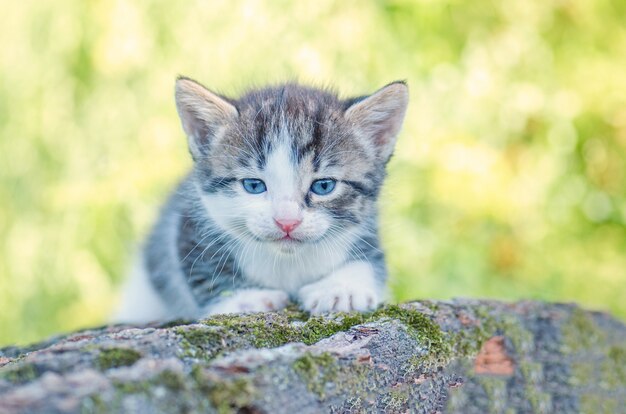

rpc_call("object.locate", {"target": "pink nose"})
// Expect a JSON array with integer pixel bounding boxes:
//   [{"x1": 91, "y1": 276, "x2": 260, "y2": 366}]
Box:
[{"x1": 274, "y1": 218, "x2": 302, "y2": 234}]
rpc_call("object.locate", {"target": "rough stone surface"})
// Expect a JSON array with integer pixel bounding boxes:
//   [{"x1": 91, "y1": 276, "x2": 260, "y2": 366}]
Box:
[{"x1": 1, "y1": 300, "x2": 625, "y2": 413}]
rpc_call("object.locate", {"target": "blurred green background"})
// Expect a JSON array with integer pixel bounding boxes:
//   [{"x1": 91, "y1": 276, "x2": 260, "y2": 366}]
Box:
[{"x1": 1, "y1": 0, "x2": 625, "y2": 347}]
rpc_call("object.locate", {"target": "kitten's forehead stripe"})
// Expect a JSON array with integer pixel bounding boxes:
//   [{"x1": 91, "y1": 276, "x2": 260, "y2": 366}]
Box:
[
  {"x1": 203, "y1": 82, "x2": 396, "y2": 225},
  {"x1": 254, "y1": 115, "x2": 267, "y2": 168},
  {"x1": 236, "y1": 84, "x2": 345, "y2": 163},
  {"x1": 298, "y1": 105, "x2": 326, "y2": 169}
]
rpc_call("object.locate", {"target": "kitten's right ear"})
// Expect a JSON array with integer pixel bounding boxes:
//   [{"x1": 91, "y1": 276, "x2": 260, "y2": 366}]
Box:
[
  {"x1": 175, "y1": 76, "x2": 238, "y2": 159},
  {"x1": 344, "y1": 81, "x2": 409, "y2": 162}
]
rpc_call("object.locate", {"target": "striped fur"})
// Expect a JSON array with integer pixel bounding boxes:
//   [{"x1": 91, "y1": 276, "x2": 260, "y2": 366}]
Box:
[{"x1": 115, "y1": 78, "x2": 408, "y2": 322}]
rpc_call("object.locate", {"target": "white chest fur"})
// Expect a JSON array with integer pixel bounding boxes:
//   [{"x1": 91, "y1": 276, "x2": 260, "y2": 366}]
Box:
[{"x1": 236, "y1": 234, "x2": 354, "y2": 295}]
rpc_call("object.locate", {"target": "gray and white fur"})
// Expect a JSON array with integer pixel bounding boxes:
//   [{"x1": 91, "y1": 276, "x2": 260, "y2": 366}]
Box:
[{"x1": 115, "y1": 77, "x2": 409, "y2": 322}]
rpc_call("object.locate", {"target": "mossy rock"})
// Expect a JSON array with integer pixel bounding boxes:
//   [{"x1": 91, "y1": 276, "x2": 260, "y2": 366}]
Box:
[{"x1": 1, "y1": 300, "x2": 625, "y2": 413}]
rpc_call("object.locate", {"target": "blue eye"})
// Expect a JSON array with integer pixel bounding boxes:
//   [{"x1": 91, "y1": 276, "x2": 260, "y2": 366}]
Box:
[
  {"x1": 242, "y1": 178, "x2": 266, "y2": 194},
  {"x1": 310, "y1": 179, "x2": 336, "y2": 195}
]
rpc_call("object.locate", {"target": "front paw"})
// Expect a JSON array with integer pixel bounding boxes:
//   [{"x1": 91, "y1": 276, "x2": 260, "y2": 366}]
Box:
[
  {"x1": 205, "y1": 289, "x2": 290, "y2": 316},
  {"x1": 298, "y1": 263, "x2": 381, "y2": 314}
]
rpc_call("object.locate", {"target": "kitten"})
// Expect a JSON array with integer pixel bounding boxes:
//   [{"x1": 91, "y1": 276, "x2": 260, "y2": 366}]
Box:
[{"x1": 115, "y1": 77, "x2": 408, "y2": 322}]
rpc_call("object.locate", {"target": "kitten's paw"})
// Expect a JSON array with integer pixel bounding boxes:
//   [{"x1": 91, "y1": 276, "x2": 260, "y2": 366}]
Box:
[
  {"x1": 298, "y1": 262, "x2": 381, "y2": 314},
  {"x1": 205, "y1": 289, "x2": 290, "y2": 315}
]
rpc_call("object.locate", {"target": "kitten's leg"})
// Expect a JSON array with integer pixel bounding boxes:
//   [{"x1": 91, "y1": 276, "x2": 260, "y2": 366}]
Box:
[
  {"x1": 204, "y1": 289, "x2": 290, "y2": 316},
  {"x1": 113, "y1": 255, "x2": 169, "y2": 323},
  {"x1": 298, "y1": 261, "x2": 383, "y2": 314}
]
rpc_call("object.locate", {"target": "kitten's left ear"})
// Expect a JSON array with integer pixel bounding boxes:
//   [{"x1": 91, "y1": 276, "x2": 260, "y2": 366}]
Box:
[
  {"x1": 175, "y1": 76, "x2": 238, "y2": 160},
  {"x1": 344, "y1": 81, "x2": 409, "y2": 162}
]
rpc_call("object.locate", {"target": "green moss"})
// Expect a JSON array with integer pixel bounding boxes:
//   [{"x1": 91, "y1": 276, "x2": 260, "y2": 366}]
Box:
[
  {"x1": 202, "y1": 312, "x2": 297, "y2": 348},
  {"x1": 80, "y1": 395, "x2": 107, "y2": 414},
  {"x1": 190, "y1": 365, "x2": 257, "y2": 414},
  {"x1": 190, "y1": 364, "x2": 205, "y2": 383},
  {"x1": 381, "y1": 387, "x2": 410, "y2": 411},
  {"x1": 570, "y1": 361, "x2": 594, "y2": 387},
  {"x1": 175, "y1": 326, "x2": 228, "y2": 360},
  {"x1": 608, "y1": 345, "x2": 626, "y2": 363},
  {"x1": 201, "y1": 311, "x2": 369, "y2": 349},
  {"x1": 0, "y1": 362, "x2": 39, "y2": 384},
  {"x1": 176, "y1": 327, "x2": 225, "y2": 348},
  {"x1": 608, "y1": 346, "x2": 626, "y2": 382},
  {"x1": 450, "y1": 307, "x2": 499, "y2": 358},
  {"x1": 474, "y1": 312, "x2": 555, "y2": 411},
  {"x1": 601, "y1": 345, "x2": 626, "y2": 389},
  {"x1": 199, "y1": 304, "x2": 450, "y2": 362},
  {"x1": 113, "y1": 379, "x2": 152, "y2": 394},
  {"x1": 293, "y1": 352, "x2": 338, "y2": 397},
  {"x1": 519, "y1": 361, "x2": 550, "y2": 413},
  {"x1": 293, "y1": 352, "x2": 335, "y2": 374},
  {"x1": 112, "y1": 369, "x2": 187, "y2": 398},
  {"x1": 299, "y1": 314, "x2": 368, "y2": 345},
  {"x1": 366, "y1": 305, "x2": 455, "y2": 370},
  {"x1": 468, "y1": 311, "x2": 554, "y2": 411},
  {"x1": 97, "y1": 348, "x2": 142, "y2": 370},
  {"x1": 580, "y1": 393, "x2": 618, "y2": 414},
  {"x1": 477, "y1": 376, "x2": 508, "y2": 413},
  {"x1": 452, "y1": 328, "x2": 489, "y2": 358},
  {"x1": 518, "y1": 354, "x2": 551, "y2": 408},
  {"x1": 423, "y1": 301, "x2": 440, "y2": 312},
  {"x1": 372, "y1": 305, "x2": 451, "y2": 359},
  {"x1": 405, "y1": 354, "x2": 427, "y2": 372},
  {"x1": 159, "y1": 318, "x2": 194, "y2": 328},
  {"x1": 562, "y1": 307, "x2": 606, "y2": 353},
  {"x1": 187, "y1": 304, "x2": 457, "y2": 386},
  {"x1": 284, "y1": 304, "x2": 309, "y2": 322},
  {"x1": 156, "y1": 369, "x2": 187, "y2": 391},
  {"x1": 206, "y1": 378, "x2": 257, "y2": 414},
  {"x1": 185, "y1": 304, "x2": 455, "y2": 383}
]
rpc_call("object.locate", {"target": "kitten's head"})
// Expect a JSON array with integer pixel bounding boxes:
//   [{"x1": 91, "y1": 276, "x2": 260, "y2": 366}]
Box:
[{"x1": 175, "y1": 77, "x2": 408, "y2": 253}]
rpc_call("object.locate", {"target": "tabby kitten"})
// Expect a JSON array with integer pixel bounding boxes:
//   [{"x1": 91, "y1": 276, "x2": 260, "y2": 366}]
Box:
[{"x1": 115, "y1": 77, "x2": 408, "y2": 322}]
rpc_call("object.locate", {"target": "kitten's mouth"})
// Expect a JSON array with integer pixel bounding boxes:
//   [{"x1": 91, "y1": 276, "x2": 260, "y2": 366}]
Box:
[
  {"x1": 277, "y1": 234, "x2": 301, "y2": 243},
  {"x1": 266, "y1": 234, "x2": 303, "y2": 253},
  {"x1": 245, "y1": 231, "x2": 305, "y2": 245}
]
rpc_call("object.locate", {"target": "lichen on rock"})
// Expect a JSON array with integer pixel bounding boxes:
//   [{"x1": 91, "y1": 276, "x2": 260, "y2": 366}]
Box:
[
  {"x1": 1, "y1": 300, "x2": 625, "y2": 413},
  {"x1": 97, "y1": 348, "x2": 142, "y2": 370}
]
